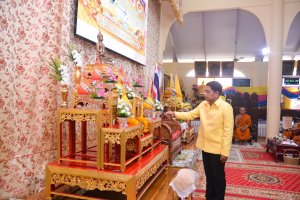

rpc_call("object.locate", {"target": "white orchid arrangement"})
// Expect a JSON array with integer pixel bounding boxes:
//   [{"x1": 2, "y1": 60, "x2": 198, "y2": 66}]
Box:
[
  {"x1": 154, "y1": 100, "x2": 163, "y2": 111},
  {"x1": 59, "y1": 65, "x2": 70, "y2": 85},
  {"x1": 126, "y1": 87, "x2": 135, "y2": 99},
  {"x1": 65, "y1": 42, "x2": 83, "y2": 67},
  {"x1": 45, "y1": 58, "x2": 70, "y2": 85},
  {"x1": 116, "y1": 98, "x2": 132, "y2": 117}
]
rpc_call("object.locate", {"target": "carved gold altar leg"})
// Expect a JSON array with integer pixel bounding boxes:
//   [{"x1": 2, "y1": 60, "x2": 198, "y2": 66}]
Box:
[
  {"x1": 100, "y1": 129, "x2": 104, "y2": 170},
  {"x1": 45, "y1": 167, "x2": 52, "y2": 199},
  {"x1": 151, "y1": 136, "x2": 154, "y2": 152},
  {"x1": 57, "y1": 122, "x2": 62, "y2": 164},
  {"x1": 108, "y1": 93, "x2": 113, "y2": 125},
  {"x1": 126, "y1": 177, "x2": 136, "y2": 200},
  {"x1": 121, "y1": 130, "x2": 126, "y2": 172},
  {"x1": 109, "y1": 142, "x2": 113, "y2": 161},
  {"x1": 138, "y1": 137, "x2": 142, "y2": 161}
]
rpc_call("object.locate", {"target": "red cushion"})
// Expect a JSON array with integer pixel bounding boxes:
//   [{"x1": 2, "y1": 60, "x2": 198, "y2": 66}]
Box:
[{"x1": 172, "y1": 130, "x2": 181, "y2": 139}]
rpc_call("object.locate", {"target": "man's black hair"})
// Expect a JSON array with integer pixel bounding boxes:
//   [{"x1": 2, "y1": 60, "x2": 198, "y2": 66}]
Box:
[{"x1": 206, "y1": 81, "x2": 223, "y2": 96}]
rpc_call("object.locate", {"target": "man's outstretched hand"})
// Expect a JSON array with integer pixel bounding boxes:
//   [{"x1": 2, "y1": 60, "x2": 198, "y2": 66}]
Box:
[{"x1": 164, "y1": 111, "x2": 175, "y2": 118}]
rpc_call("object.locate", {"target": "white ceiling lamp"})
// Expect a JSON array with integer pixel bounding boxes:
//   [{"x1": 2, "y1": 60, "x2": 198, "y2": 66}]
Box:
[{"x1": 262, "y1": 47, "x2": 269, "y2": 56}]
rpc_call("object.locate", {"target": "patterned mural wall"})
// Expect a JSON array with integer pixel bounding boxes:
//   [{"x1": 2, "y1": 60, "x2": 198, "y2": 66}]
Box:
[{"x1": 0, "y1": 0, "x2": 160, "y2": 199}]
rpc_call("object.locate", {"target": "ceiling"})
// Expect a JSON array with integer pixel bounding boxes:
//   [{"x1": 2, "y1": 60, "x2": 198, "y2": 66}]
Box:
[{"x1": 163, "y1": 9, "x2": 300, "y2": 63}]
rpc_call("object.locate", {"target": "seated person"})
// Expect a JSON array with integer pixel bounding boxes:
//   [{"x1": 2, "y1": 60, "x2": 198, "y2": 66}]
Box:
[
  {"x1": 234, "y1": 107, "x2": 252, "y2": 146},
  {"x1": 283, "y1": 123, "x2": 300, "y2": 139},
  {"x1": 293, "y1": 127, "x2": 300, "y2": 144},
  {"x1": 293, "y1": 135, "x2": 300, "y2": 144}
]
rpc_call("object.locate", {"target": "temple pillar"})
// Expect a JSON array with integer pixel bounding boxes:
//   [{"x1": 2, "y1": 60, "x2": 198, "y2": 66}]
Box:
[{"x1": 266, "y1": 0, "x2": 284, "y2": 141}]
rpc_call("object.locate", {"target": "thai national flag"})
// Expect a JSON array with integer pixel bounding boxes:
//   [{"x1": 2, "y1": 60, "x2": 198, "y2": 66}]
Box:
[
  {"x1": 141, "y1": 0, "x2": 146, "y2": 5},
  {"x1": 151, "y1": 63, "x2": 160, "y2": 101}
]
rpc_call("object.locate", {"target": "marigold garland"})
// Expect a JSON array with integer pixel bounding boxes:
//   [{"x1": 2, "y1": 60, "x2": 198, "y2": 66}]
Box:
[
  {"x1": 136, "y1": 117, "x2": 148, "y2": 133},
  {"x1": 128, "y1": 118, "x2": 140, "y2": 125}
]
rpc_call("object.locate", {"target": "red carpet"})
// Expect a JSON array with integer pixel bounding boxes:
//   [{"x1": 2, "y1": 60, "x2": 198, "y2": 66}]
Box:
[
  {"x1": 194, "y1": 146, "x2": 300, "y2": 200},
  {"x1": 241, "y1": 147, "x2": 300, "y2": 167}
]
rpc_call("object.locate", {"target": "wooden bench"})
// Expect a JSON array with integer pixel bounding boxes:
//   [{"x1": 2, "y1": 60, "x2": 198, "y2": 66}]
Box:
[{"x1": 154, "y1": 119, "x2": 182, "y2": 165}]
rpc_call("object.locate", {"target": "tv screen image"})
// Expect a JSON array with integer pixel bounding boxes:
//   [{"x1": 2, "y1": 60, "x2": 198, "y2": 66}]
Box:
[{"x1": 75, "y1": 0, "x2": 148, "y2": 65}]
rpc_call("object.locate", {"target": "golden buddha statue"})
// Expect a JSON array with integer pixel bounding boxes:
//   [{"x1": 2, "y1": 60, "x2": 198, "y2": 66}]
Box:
[
  {"x1": 198, "y1": 80, "x2": 205, "y2": 94},
  {"x1": 164, "y1": 83, "x2": 172, "y2": 100},
  {"x1": 96, "y1": 29, "x2": 105, "y2": 58}
]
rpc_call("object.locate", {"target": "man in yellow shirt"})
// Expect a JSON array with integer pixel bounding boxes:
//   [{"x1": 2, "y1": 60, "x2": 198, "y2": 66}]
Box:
[{"x1": 165, "y1": 81, "x2": 233, "y2": 200}]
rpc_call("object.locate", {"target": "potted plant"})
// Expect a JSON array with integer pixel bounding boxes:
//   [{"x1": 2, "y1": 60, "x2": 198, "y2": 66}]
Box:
[
  {"x1": 103, "y1": 67, "x2": 118, "y2": 92},
  {"x1": 154, "y1": 100, "x2": 163, "y2": 118},
  {"x1": 133, "y1": 75, "x2": 144, "y2": 94},
  {"x1": 126, "y1": 87, "x2": 135, "y2": 104},
  {"x1": 91, "y1": 82, "x2": 107, "y2": 110},
  {"x1": 45, "y1": 58, "x2": 70, "y2": 108},
  {"x1": 116, "y1": 98, "x2": 132, "y2": 129}
]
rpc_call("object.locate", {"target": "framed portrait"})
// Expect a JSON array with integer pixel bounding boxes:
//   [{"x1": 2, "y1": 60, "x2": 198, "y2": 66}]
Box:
[
  {"x1": 164, "y1": 74, "x2": 170, "y2": 92},
  {"x1": 297, "y1": 61, "x2": 300, "y2": 76},
  {"x1": 208, "y1": 61, "x2": 220, "y2": 77},
  {"x1": 157, "y1": 62, "x2": 164, "y2": 93},
  {"x1": 194, "y1": 61, "x2": 206, "y2": 78},
  {"x1": 282, "y1": 61, "x2": 295, "y2": 75},
  {"x1": 222, "y1": 62, "x2": 234, "y2": 77}
]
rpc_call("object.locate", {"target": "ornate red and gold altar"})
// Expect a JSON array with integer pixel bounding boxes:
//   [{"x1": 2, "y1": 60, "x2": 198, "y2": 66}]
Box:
[{"x1": 45, "y1": 30, "x2": 166, "y2": 200}]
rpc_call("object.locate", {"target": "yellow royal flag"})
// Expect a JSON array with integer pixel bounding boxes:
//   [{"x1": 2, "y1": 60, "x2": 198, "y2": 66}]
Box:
[
  {"x1": 170, "y1": 72, "x2": 173, "y2": 90},
  {"x1": 175, "y1": 74, "x2": 182, "y2": 102},
  {"x1": 122, "y1": 90, "x2": 132, "y2": 107},
  {"x1": 117, "y1": 77, "x2": 132, "y2": 107}
]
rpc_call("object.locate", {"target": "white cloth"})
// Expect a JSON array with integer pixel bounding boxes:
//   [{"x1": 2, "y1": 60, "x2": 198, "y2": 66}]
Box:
[
  {"x1": 180, "y1": 122, "x2": 189, "y2": 139},
  {"x1": 169, "y1": 169, "x2": 199, "y2": 199},
  {"x1": 180, "y1": 122, "x2": 189, "y2": 132}
]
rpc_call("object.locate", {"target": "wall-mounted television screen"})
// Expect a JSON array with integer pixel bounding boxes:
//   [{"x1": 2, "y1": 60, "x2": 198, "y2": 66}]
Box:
[{"x1": 75, "y1": 0, "x2": 148, "y2": 65}]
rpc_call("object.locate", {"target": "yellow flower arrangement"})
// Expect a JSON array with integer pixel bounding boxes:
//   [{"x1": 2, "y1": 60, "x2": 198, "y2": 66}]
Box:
[
  {"x1": 177, "y1": 102, "x2": 193, "y2": 111},
  {"x1": 136, "y1": 117, "x2": 148, "y2": 133},
  {"x1": 128, "y1": 117, "x2": 140, "y2": 125}
]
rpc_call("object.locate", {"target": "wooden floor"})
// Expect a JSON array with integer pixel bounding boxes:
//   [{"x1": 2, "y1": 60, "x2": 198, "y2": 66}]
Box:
[
  {"x1": 140, "y1": 138, "x2": 198, "y2": 200},
  {"x1": 141, "y1": 137, "x2": 267, "y2": 200},
  {"x1": 26, "y1": 136, "x2": 267, "y2": 200}
]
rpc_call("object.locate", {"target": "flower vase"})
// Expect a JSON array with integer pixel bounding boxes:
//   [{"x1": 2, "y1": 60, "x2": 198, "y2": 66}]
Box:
[
  {"x1": 94, "y1": 98, "x2": 105, "y2": 110},
  {"x1": 60, "y1": 85, "x2": 68, "y2": 108},
  {"x1": 155, "y1": 111, "x2": 163, "y2": 118},
  {"x1": 104, "y1": 82, "x2": 115, "y2": 93},
  {"x1": 133, "y1": 87, "x2": 143, "y2": 95},
  {"x1": 117, "y1": 117, "x2": 128, "y2": 129},
  {"x1": 74, "y1": 66, "x2": 81, "y2": 93},
  {"x1": 79, "y1": 94, "x2": 90, "y2": 109},
  {"x1": 144, "y1": 108, "x2": 152, "y2": 120}
]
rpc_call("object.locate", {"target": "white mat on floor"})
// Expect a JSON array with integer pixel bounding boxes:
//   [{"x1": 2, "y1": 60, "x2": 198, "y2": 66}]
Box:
[
  {"x1": 231, "y1": 142, "x2": 263, "y2": 149},
  {"x1": 197, "y1": 148, "x2": 244, "y2": 163}
]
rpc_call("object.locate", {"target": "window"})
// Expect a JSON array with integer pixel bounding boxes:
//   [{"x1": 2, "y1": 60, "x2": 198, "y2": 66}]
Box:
[
  {"x1": 189, "y1": 69, "x2": 246, "y2": 87},
  {"x1": 186, "y1": 69, "x2": 245, "y2": 77},
  {"x1": 186, "y1": 70, "x2": 195, "y2": 77},
  {"x1": 215, "y1": 78, "x2": 232, "y2": 86},
  {"x1": 234, "y1": 70, "x2": 245, "y2": 77}
]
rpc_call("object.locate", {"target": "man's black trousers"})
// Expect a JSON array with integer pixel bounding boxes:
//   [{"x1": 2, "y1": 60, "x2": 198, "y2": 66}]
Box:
[{"x1": 202, "y1": 150, "x2": 226, "y2": 200}]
